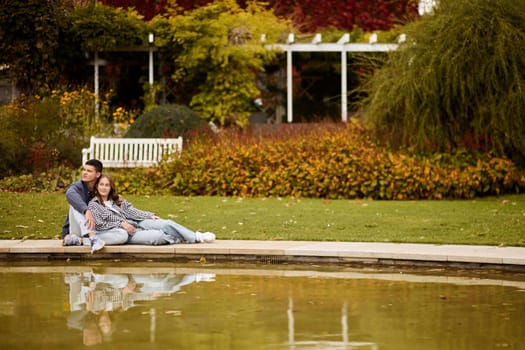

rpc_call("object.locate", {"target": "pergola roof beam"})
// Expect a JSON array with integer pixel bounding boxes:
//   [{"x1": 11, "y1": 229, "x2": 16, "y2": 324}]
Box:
[
  {"x1": 266, "y1": 43, "x2": 398, "y2": 52},
  {"x1": 264, "y1": 33, "x2": 402, "y2": 122}
]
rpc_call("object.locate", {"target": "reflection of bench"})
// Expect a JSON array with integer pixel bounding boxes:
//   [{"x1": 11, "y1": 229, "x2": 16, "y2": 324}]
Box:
[{"x1": 81, "y1": 136, "x2": 183, "y2": 168}]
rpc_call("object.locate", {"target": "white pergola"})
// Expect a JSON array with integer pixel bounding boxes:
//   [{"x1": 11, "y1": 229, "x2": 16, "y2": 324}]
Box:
[
  {"x1": 92, "y1": 33, "x2": 404, "y2": 122},
  {"x1": 264, "y1": 33, "x2": 403, "y2": 123},
  {"x1": 92, "y1": 33, "x2": 156, "y2": 114}
]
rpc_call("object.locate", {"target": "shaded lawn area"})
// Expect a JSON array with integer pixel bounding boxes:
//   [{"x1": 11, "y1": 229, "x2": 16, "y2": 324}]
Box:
[{"x1": 0, "y1": 192, "x2": 523, "y2": 246}]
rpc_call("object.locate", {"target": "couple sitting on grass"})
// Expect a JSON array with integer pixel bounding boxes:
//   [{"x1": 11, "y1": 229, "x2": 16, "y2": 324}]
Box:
[{"x1": 61, "y1": 159, "x2": 215, "y2": 253}]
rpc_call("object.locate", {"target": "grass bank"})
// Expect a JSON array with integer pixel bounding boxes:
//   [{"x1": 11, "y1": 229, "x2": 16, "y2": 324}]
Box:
[{"x1": 0, "y1": 192, "x2": 524, "y2": 246}]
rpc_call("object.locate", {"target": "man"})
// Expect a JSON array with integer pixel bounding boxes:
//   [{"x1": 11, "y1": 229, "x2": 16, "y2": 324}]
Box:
[{"x1": 61, "y1": 159, "x2": 105, "y2": 253}]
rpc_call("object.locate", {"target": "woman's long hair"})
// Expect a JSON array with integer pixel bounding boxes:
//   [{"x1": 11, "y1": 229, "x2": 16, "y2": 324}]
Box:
[{"x1": 93, "y1": 174, "x2": 122, "y2": 206}]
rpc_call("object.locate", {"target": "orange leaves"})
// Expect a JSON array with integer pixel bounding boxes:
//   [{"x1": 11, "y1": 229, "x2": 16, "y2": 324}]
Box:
[{"x1": 158, "y1": 123, "x2": 525, "y2": 199}]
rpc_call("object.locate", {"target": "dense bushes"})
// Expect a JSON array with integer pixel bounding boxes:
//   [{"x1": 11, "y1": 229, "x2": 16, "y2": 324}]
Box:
[
  {"x1": 0, "y1": 87, "x2": 118, "y2": 177},
  {"x1": 0, "y1": 97, "x2": 84, "y2": 177},
  {"x1": 0, "y1": 166, "x2": 77, "y2": 192},
  {"x1": 1, "y1": 122, "x2": 524, "y2": 199},
  {"x1": 159, "y1": 122, "x2": 525, "y2": 199}
]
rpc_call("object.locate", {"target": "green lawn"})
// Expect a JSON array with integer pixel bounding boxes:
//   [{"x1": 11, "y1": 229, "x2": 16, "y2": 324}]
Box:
[{"x1": 0, "y1": 192, "x2": 524, "y2": 246}]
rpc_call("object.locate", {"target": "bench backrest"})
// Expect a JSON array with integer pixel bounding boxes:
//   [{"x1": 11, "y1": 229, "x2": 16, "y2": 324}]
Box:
[{"x1": 81, "y1": 136, "x2": 183, "y2": 168}]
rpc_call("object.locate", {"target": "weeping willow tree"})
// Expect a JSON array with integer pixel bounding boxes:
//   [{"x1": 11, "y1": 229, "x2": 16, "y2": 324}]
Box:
[{"x1": 359, "y1": 0, "x2": 525, "y2": 163}]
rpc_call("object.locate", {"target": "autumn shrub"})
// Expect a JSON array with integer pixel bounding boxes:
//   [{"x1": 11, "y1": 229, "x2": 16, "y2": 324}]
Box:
[
  {"x1": 110, "y1": 167, "x2": 168, "y2": 195},
  {"x1": 2, "y1": 122, "x2": 524, "y2": 198},
  {"x1": 0, "y1": 166, "x2": 77, "y2": 192},
  {"x1": 158, "y1": 122, "x2": 525, "y2": 199},
  {"x1": 0, "y1": 166, "x2": 166, "y2": 194},
  {"x1": 0, "y1": 98, "x2": 66, "y2": 177},
  {"x1": 0, "y1": 105, "x2": 25, "y2": 177},
  {"x1": 0, "y1": 86, "x2": 118, "y2": 178}
]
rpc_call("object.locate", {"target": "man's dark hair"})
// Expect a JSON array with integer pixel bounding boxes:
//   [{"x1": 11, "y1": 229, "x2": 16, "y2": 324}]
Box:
[{"x1": 85, "y1": 159, "x2": 103, "y2": 173}]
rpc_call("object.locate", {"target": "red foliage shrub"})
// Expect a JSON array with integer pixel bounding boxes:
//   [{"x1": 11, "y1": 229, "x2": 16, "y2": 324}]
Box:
[{"x1": 100, "y1": 0, "x2": 419, "y2": 31}]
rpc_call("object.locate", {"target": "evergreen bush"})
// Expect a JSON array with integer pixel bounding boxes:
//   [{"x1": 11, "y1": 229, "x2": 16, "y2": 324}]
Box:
[{"x1": 125, "y1": 104, "x2": 205, "y2": 138}]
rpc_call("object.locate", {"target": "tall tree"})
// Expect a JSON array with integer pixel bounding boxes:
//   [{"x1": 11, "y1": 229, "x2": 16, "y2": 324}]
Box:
[
  {"x1": 99, "y1": 0, "x2": 169, "y2": 20},
  {"x1": 69, "y1": 3, "x2": 147, "y2": 52},
  {"x1": 100, "y1": 0, "x2": 419, "y2": 31},
  {"x1": 0, "y1": 0, "x2": 70, "y2": 96},
  {"x1": 360, "y1": 0, "x2": 525, "y2": 163},
  {"x1": 271, "y1": 0, "x2": 418, "y2": 32},
  {"x1": 156, "y1": 0, "x2": 292, "y2": 127}
]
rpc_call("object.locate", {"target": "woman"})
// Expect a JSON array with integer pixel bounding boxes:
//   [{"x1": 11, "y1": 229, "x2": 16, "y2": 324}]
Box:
[{"x1": 88, "y1": 174, "x2": 215, "y2": 245}]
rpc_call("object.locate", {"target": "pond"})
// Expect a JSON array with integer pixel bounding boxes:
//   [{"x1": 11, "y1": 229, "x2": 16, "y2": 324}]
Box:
[{"x1": 0, "y1": 262, "x2": 523, "y2": 349}]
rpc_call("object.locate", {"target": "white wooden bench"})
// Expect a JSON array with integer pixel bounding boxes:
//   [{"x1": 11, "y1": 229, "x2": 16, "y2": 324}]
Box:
[{"x1": 81, "y1": 136, "x2": 183, "y2": 168}]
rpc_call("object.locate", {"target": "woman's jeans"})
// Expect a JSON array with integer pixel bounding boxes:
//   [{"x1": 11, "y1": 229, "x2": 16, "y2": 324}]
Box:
[
  {"x1": 96, "y1": 227, "x2": 171, "y2": 246},
  {"x1": 136, "y1": 219, "x2": 198, "y2": 244},
  {"x1": 96, "y1": 219, "x2": 197, "y2": 245}
]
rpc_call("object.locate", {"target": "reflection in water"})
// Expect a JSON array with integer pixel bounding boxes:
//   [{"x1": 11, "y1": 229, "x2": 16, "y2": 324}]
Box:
[
  {"x1": 287, "y1": 298, "x2": 378, "y2": 349},
  {"x1": 65, "y1": 272, "x2": 215, "y2": 346},
  {"x1": 0, "y1": 264, "x2": 524, "y2": 350}
]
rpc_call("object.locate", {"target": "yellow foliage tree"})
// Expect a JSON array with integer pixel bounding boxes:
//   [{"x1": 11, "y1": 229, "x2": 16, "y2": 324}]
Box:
[{"x1": 154, "y1": 0, "x2": 292, "y2": 128}]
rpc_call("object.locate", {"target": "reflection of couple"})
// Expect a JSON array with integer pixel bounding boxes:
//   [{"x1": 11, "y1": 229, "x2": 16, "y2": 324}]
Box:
[
  {"x1": 62, "y1": 159, "x2": 215, "y2": 253},
  {"x1": 65, "y1": 272, "x2": 215, "y2": 346}
]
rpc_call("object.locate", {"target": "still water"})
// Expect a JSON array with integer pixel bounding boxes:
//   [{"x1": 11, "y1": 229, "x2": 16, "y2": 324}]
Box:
[{"x1": 0, "y1": 262, "x2": 523, "y2": 350}]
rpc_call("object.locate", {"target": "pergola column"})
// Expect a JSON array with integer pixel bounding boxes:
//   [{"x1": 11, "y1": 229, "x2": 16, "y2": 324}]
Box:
[
  {"x1": 266, "y1": 33, "x2": 400, "y2": 123},
  {"x1": 286, "y1": 34, "x2": 294, "y2": 123}
]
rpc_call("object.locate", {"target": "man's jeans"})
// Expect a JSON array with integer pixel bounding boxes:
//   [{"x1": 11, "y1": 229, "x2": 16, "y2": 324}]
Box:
[
  {"x1": 68, "y1": 206, "x2": 91, "y2": 237},
  {"x1": 68, "y1": 206, "x2": 127, "y2": 245}
]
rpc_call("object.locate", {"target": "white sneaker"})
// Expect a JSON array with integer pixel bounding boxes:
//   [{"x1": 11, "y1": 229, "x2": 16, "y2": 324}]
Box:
[
  {"x1": 196, "y1": 232, "x2": 216, "y2": 243},
  {"x1": 63, "y1": 234, "x2": 82, "y2": 246},
  {"x1": 90, "y1": 236, "x2": 105, "y2": 253},
  {"x1": 203, "y1": 232, "x2": 215, "y2": 243}
]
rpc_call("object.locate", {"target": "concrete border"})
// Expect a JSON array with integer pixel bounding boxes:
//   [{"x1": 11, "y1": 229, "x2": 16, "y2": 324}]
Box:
[{"x1": 1, "y1": 240, "x2": 524, "y2": 271}]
